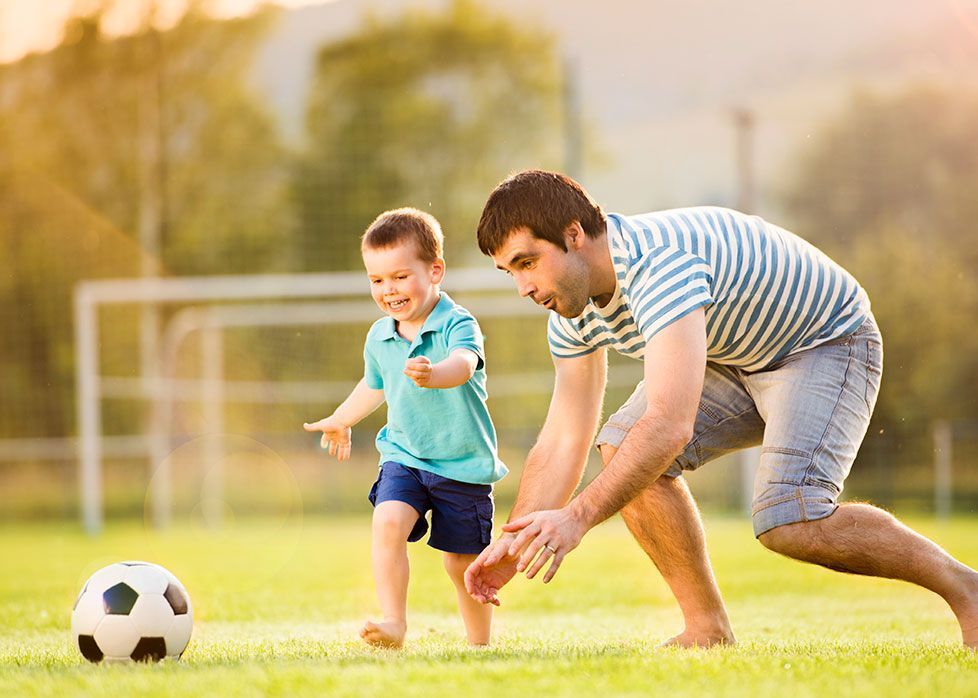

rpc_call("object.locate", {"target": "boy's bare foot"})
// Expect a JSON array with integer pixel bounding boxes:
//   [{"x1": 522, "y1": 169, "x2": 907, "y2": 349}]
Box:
[{"x1": 360, "y1": 619, "x2": 407, "y2": 648}]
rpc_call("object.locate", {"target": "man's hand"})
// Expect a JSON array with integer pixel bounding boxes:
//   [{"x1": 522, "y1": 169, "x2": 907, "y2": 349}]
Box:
[
  {"x1": 403, "y1": 356, "x2": 434, "y2": 387},
  {"x1": 464, "y1": 533, "x2": 520, "y2": 606},
  {"x1": 302, "y1": 416, "x2": 352, "y2": 461},
  {"x1": 502, "y1": 506, "x2": 589, "y2": 583}
]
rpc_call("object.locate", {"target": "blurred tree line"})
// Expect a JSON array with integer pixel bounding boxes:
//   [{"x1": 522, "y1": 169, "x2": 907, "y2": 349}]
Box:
[
  {"x1": 0, "y1": 0, "x2": 564, "y2": 441},
  {"x1": 1, "y1": 0, "x2": 975, "y2": 493},
  {"x1": 783, "y1": 85, "x2": 978, "y2": 491}
]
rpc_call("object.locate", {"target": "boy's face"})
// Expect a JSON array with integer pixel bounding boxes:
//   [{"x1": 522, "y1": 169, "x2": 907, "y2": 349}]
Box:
[{"x1": 363, "y1": 241, "x2": 445, "y2": 325}]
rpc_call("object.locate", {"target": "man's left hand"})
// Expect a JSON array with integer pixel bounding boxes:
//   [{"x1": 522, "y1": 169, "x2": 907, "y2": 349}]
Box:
[{"x1": 502, "y1": 506, "x2": 588, "y2": 583}]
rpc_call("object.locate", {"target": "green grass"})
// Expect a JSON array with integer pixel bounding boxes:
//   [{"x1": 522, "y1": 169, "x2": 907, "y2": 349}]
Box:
[{"x1": 2, "y1": 515, "x2": 978, "y2": 696}]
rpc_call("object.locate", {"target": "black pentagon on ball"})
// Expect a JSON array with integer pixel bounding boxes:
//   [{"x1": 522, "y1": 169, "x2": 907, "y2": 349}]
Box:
[
  {"x1": 164, "y1": 583, "x2": 189, "y2": 615},
  {"x1": 102, "y1": 582, "x2": 139, "y2": 615},
  {"x1": 131, "y1": 637, "x2": 167, "y2": 662},
  {"x1": 78, "y1": 634, "x2": 103, "y2": 663}
]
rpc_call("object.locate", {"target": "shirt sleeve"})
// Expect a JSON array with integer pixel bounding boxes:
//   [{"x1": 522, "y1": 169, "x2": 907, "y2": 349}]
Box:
[
  {"x1": 363, "y1": 342, "x2": 384, "y2": 390},
  {"x1": 628, "y1": 246, "x2": 713, "y2": 342},
  {"x1": 446, "y1": 316, "x2": 485, "y2": 370},
  {"x1": 547, "y1": 313, "x2": 597, "y2": 359}
]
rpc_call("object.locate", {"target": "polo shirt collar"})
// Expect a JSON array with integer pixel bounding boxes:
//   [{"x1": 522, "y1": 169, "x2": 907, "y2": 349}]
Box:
[{"x1": 375, "y1": 291, "x2": 454, "y2": 343}]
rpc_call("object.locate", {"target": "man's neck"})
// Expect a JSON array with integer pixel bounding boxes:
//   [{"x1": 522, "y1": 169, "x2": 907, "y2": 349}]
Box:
[{"x1": 587, "y1": 233, "x2": 617, "y2": 308}]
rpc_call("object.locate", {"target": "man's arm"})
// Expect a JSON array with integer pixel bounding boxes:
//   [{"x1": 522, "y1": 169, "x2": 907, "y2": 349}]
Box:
[
  {"x1": 510, "y1": 347, "x2": 608, "y2": 518},
  {"x1": 504, "y1": 308, "x2": 707, "y2": 582},
  {"x1": 463, "y1": 346, "x2": 608, "y2": 604}
]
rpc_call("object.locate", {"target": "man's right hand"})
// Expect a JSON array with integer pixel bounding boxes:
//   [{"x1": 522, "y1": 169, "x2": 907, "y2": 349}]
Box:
[
  {"x1": 464, "y1": 533, "x2": 520, "y2": 606},
  {"x1": 302, "y1": 416, "x2": 352, "y2": 461}
]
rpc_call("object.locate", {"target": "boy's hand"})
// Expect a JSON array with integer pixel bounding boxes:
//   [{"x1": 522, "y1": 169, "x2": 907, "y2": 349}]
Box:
[
  {"x1": 403, "y1": 356, "x2": 434, "y2": 387},
  {"x1": 302, "y1": 416, "x2": 352, "y2": 461}
]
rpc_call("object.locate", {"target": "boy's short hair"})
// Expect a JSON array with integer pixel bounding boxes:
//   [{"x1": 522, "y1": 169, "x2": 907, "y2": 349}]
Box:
[
  {"x1": 361, "y1": 208, "x2": 444, "y2": 263},
  {"x1": 476, "y1": 169, "x2": 606, "y2": 256}
]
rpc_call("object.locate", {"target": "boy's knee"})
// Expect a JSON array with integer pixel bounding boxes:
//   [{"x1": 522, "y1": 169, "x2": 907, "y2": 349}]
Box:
[
  {"x1": 443, "y1": 552, "x2": 473, "y2": 577},
  {"x1": 372, "y1": 510, "x2": 412, "y2": 542}
]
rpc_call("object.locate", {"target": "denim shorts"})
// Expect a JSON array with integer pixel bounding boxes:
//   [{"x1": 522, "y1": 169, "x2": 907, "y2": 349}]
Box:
[
  {"x1": 595, "y1": 316, "x2": 883, "y2": 537},
  {"x1": 368, "y1": 461, "x2": 494, "y2": 554}
]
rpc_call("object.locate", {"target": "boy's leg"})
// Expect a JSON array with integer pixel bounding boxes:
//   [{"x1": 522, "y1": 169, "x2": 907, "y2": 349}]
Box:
[
  {"x1": 424, "y1": 471, "x2": 495, "y2": 645},
  {"x1": 444, "y1": 553, "x2": 492, "y2": 645},
  {"x1": 362, "y1": 500, "x2": 420, "y2": 648}
]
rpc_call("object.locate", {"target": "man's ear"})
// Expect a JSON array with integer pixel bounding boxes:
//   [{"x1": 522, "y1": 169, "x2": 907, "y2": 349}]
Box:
[
  {"x1": 563, "y1": 221, "x2": 586, "y2": 250},
  {"x1": 431, "y1": 257, "x2": 446, "y2": 284}
]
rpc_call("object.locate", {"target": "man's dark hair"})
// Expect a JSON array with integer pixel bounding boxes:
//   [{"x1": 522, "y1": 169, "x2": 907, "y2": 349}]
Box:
[
  {"x1": 476, "y1": 170, "x2": 606, "y2": 256},
  {"x1": 362, "y1": 207, "x2": 444, "y2": 263}
]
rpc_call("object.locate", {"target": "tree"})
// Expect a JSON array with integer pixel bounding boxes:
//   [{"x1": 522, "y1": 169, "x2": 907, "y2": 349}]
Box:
[
  {"x1": 785, "y1": 85, "x2": 978, "y2": 265},
  {"x1": 293, "y1": 0, "x2": 564, "y2": 271},
  {"x1": 782, "y1": 84, "x2": 978, "y2": 429},
  {"x1": 0, "y1": 3, "x2": 286, "y2": 439}
]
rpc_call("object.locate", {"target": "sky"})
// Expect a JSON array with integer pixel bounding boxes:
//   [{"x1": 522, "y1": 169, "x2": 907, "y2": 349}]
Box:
[{"x1": 0, "y1": 0, "x2": 330, "y2": 63}]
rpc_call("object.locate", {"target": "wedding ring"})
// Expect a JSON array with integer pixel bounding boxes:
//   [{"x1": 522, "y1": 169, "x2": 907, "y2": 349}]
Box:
[{"x1": 544, "y1": 544, "x2": 557, "y2": 554}]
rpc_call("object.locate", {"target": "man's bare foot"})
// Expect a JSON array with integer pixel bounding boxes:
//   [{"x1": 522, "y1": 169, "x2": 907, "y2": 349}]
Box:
[
  {"x1": 360, "y1": 619, "x2": 407, "y2": 648},
  {"x1": 947, "y1": 569, "x2": 978, "y2": 649},
  {"x1": 660, "y1": 625, "x2": 735, "y2": 649}
]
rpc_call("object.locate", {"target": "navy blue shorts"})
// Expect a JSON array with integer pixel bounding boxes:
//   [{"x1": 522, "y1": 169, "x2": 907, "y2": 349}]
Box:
[{"x1": 367, "y1": 461, "x2": 494, "y2": 554}]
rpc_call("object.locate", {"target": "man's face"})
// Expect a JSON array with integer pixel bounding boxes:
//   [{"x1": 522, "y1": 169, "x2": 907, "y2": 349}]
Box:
[{"x1": 490, "y1": 226, "x2": 591, "y2": 318}]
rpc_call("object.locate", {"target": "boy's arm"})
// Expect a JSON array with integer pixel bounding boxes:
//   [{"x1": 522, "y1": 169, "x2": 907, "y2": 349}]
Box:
[
  {"x1": 403, "y1": 349, "x2": 479, "y2": 389},
  {"x1": 303, "y1": 378, "x2": 385, "y2": 461},
  {"x1": 332, "y1": 378, "x2": 386, "y2": 426}
]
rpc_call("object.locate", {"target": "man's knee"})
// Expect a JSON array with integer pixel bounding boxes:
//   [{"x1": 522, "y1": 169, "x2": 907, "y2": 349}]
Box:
[{"x1": 757, "y1": 519, "x2": 819, "y2": 556}]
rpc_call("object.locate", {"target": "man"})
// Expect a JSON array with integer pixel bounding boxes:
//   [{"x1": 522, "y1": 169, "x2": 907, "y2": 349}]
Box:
[{"x1": 463, "y1": 169, "x2": 978, "y2": 648}]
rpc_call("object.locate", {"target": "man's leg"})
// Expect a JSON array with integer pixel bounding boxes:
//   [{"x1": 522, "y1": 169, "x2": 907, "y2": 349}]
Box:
[
  {"x1": 600, "y1": 444, "x2": 734, "y2": 647},
  {"x1": 748, "y1": 318, "x2": 978, "y2": 647},
  {"x1": 594, "y1": 363, "x2": 765, "y2": 647},
  {"x1": 758, "y1": 504, "x2": 978, "y2": 647}
]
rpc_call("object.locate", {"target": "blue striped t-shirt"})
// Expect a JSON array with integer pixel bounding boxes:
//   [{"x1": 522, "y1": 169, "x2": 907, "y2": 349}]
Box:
[{"x1": 548, "y1": 207, "x2": 870, "y2": 371}]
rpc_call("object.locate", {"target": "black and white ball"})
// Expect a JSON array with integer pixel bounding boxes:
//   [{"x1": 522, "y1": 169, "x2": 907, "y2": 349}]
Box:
[{"x1": 71, "y1": 561, "x2": 193, "y2": 663}]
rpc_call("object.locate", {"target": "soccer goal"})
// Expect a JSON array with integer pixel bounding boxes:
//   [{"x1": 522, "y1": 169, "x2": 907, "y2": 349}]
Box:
[{"x1": 74, "y1": 269, "x2": 645, "y2": 534}]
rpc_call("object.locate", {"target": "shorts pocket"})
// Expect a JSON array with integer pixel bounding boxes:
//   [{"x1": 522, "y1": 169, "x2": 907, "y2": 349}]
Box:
[
  {"x1": 474, "y1": 497, "x2": 494, "y2": 545},
  {"x1": 864, "y1": 339, "x2": 883, "y2": 409}
]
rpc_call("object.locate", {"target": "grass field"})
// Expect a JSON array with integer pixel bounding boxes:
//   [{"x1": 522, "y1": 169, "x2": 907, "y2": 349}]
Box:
[{"x1": 2, "y1": 514, "x2": 978, "y2": 696}]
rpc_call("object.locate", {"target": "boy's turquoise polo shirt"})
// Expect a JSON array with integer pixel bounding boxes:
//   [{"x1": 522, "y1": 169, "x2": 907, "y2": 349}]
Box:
[{"x1": 363, "y1": 292, "x2": 508, "y2": 485}]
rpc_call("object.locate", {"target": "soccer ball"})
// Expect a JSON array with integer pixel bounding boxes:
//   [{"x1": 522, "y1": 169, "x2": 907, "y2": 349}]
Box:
[{"x1": 71, "y1": 561, "x2": 193, "y2": 663}]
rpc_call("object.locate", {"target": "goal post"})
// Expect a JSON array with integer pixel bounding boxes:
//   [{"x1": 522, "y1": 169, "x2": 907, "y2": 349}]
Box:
[{"x1": 73, "y1": 269, "x2": 567, "y2": 534}]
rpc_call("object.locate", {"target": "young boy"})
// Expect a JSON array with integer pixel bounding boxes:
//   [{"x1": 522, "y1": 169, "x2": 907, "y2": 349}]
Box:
[{"x1": 303, "y1": 208, "x2": 507, "y2": 648}]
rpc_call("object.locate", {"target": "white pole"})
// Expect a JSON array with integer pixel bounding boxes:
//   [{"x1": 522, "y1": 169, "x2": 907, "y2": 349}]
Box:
[
  {"x1": 933, "y1": 420, "x2": 953, "y2": 521},
  {"x1": 74, "y1": 288, "x2": 102, "y2": 534},
  {"x1": 201, "y1": 321, "x2": 224, "y2": 528},
  {"x1": 740, "y1": 446, "x2": 761, "y2": 515}
]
